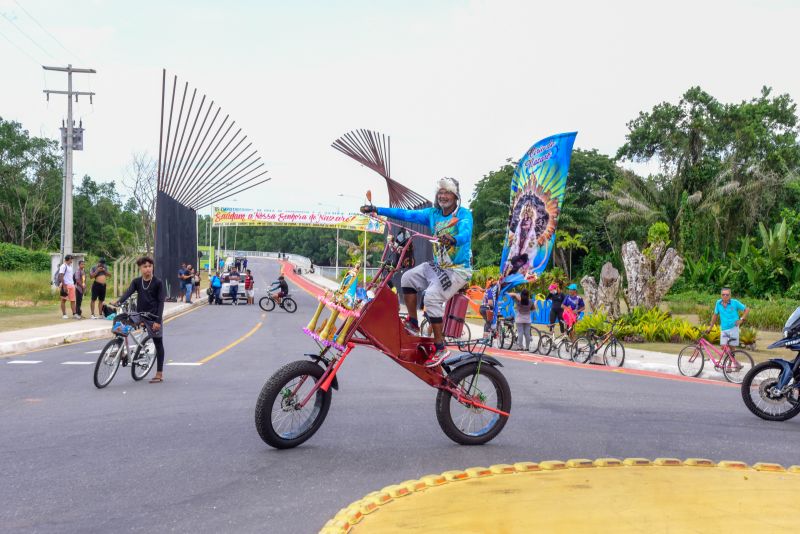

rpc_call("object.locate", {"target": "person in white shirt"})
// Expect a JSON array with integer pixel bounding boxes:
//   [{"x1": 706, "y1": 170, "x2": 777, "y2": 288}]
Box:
[{"x1": 57, "y1": 255, "x2": 78, "y2": 319}]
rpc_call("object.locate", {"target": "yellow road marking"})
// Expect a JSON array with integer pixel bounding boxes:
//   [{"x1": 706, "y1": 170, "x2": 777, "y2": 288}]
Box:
[{"x1": 198, "y1": 321, "x2": 263, "y2": 364}]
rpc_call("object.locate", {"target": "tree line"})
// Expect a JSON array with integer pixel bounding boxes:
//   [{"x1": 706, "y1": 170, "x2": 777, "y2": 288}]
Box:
[{"x1": 3, "y1": 85, "x2": 799, "y2": 298}]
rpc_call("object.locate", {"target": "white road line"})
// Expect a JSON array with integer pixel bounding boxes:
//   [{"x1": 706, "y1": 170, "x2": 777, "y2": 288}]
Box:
[
  {"x1": 7, "y1": 360, "x2": 42, "y2": 364},
  {"x1": 85, "y1": 350, "x2": 102, "y2": 354},
  {"x1": 166, "y1": 362, "x2": 203, "y2": 366},
  {"x1": 62, "y1": 361, "x2": 94, "y2": 365}
]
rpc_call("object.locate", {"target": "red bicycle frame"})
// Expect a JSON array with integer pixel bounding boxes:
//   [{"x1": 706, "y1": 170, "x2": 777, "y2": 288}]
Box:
[{"x1": 294, "y1": 220, "x2": 510, "y2": 418}]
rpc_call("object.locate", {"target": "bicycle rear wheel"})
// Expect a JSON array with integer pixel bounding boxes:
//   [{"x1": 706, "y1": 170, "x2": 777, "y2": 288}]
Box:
[
  {"x1": 722, "y1": 350, "x2": 754, "y2": 384},
  {"x1": 282, "y1": 297, "x2": 297, "y2": 313},
  {"x1": 499, "y1": 323, "x2": 515, "y2": 350},
  {"x1": 131, "y1": 335, "x2": 156, "y2": 381},
  {"x1": 677, "y1": 345, "x2": 704, "y2": 377},
  {"x1": 529, "y1": 327, "x2": 543, "y2": 354},
  {"x1": 603, "y1": 339, "x2": 625, "y2": 367},
  {"x1": 94, "y1": 338, "x2": 123, "y2": 389},
  {"x1": 557, "y1": 339, "x2": 573, "y2": 360}
]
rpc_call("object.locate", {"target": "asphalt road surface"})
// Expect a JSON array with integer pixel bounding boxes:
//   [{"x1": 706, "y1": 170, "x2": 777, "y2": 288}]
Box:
[{"x1": 2, "y1": 258, "x2": 798, "y2": 533}]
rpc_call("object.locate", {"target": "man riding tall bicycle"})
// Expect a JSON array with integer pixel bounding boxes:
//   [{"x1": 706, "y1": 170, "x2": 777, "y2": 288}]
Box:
[{"x1": 361, "y1": 177, "x2": 473, "y2": 367}]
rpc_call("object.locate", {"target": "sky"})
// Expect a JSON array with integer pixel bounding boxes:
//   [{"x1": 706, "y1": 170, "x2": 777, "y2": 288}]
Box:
[{"x1": 1, "y1": 0, "x2": 798, "y2": 216}]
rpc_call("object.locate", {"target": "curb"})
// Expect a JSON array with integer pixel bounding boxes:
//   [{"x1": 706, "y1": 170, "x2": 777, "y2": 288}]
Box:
[
  {"x1": 0, "y1": 300, "x2": 206, "y2": 357},
  {"x1": 320, "y1": 458, "x2": 799, "y2": 533}
]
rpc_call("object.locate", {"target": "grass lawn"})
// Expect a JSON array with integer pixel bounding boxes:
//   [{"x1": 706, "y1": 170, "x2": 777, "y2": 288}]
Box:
[{"x1": 0, "y1": 304, "x2": 64, "y2": 332}]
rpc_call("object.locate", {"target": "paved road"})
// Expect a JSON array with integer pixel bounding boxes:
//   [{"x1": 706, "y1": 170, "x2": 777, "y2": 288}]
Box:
[{"x1": 2, "y1": 258, "x2": 798, "y2": 533}]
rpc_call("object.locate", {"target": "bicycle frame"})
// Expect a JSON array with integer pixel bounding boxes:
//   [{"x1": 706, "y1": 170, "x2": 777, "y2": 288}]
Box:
[
  {"x1": 295, "y1": 219, "x2": 510, "y2": 418},
  {"x1": 695, "y1": 337, "x2": 735, "y2": 366}
]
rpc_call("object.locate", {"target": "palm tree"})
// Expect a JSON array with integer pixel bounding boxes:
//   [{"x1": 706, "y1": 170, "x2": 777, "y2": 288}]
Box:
[{"x1": 556, "y1": 230, "x2": 588, "y2": 279}]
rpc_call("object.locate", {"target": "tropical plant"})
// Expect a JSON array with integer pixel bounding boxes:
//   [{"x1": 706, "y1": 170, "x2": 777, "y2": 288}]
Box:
[{"x1": 556, "y1": 230, "x2": 588, "y2": 279}]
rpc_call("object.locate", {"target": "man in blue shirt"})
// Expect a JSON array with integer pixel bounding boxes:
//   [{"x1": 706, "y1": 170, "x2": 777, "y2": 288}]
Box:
[
  {"x1": 709, "y1": 287, "x2": 749, "y2": 346},
  {"x1": 361, "y1": 177, "x2": 473, "y2": 367}
]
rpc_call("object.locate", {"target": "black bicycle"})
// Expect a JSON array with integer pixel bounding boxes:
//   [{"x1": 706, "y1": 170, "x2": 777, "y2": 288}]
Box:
[
  {"x1": 259, "y1": 291, "x2": 297, "y2": 313},
  {"x1": 571, "y1": 321, "x2": 625, "y2": 367}
]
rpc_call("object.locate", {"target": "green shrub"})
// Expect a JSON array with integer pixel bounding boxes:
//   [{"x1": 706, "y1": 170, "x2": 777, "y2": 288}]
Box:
[{"x1": 0, "y1": 243, "x2": 50, "y2": 271}]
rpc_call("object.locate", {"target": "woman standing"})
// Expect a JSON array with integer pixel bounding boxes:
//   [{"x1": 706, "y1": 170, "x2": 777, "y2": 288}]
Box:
[
  {"x1": 546, "y1": 283, "x2": 566, "y2": 333},
  {"x1": 509, "y1": 289, "x2": 534, "y2": 351}
]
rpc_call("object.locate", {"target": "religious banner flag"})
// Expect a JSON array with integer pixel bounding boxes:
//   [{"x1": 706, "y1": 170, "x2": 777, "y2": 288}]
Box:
[{"x1": 499, "y1": 132, "x2": 577, "y2": 278}]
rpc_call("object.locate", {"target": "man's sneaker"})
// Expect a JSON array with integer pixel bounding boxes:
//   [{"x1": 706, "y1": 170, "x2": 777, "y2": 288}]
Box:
[
  {"x1": 403, "y1": 318, "x2": 420, "y2": 336},
  {"x1": 424, "y1": 348, "x2": 450, "y2": 368},
  {"x1": 62, "y1": 314, "x2": 69, "y2": 320},
  {"x1": 73, "y1": 314, "x2": 82, "y2": 319},
  {"x1": 90, "y1": 315, "x2": 97, "y2": 320}
]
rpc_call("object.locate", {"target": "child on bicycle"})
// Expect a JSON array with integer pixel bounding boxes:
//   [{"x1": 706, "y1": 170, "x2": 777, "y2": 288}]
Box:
[{"x1": 113, "y1": 256, "x2": 167, "y2": 383}]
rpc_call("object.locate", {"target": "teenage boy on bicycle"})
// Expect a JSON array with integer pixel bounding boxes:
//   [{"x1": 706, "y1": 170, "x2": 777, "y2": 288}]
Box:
[
  {"x1": 113, "y1": 256, "x2": 167, "y2": 383},
  {"x1": 269, "y1": 275, "x2": 289, "y2": 304}
]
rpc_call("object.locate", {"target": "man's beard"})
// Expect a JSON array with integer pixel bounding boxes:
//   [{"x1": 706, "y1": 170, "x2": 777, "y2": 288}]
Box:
[{"x1": 439, "y1": 199, "x2": 454, "y2": 210}]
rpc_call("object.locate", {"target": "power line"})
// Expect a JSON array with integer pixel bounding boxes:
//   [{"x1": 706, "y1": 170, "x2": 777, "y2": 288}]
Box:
[
  {"x1": 0, "y1": 25, "x2": 40, "y2": 65},
  {"x1": 13, "y1": 0, "x2": 84, "y2": 62},
  {"x1": 0, "y1": 11, "x2": 55, "y2": 59}
]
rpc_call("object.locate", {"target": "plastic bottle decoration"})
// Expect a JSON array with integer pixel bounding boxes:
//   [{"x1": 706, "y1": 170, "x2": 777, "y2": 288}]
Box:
[{"x1": 302, "y1": 260, "x2": 365, "y2": 351}]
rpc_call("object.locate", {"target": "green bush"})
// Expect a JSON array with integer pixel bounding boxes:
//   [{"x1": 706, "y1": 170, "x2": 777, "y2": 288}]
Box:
[{"x1": 0, "y1": 243, "x2": 50, "y2": 271}]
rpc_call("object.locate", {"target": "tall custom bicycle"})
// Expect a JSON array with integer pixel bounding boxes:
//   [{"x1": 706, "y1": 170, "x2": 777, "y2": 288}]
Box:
[{"x1": 254, "y1": 216, "x2": 512, "y2": 449}]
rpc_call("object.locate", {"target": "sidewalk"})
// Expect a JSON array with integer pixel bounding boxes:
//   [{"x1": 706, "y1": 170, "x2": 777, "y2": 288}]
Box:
[
  {"x1": 0, "y1": 300, "x2": 204, "y2": 357},
  {"x1": 288, "y1": 263, "x2": 727, "y2": 383}
]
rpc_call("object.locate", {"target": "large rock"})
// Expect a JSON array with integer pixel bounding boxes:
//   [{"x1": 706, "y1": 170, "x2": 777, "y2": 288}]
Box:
[
  {"x1": 621, "y1": 241, "x2": 684, "y2": 309},
  {"x1": 581, "y1": 262, "x2": 621, "y2": 319}
]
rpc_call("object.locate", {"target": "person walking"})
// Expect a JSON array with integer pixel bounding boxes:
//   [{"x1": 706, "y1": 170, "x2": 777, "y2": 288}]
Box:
[
  {"x1": 229, "y1": 265, "x2": 241, "y2": 305},
  {"x1": 74, "y1": 259, "x2": 86, "y2": 318},
  {"x1": 57, "y1": 255, "x2": 78, "y2": 319},
  {"x1": 114, "y1": 256, "x2": 167, "y2": 383},
  {"x1": 210, "y1": 271, "x2": 223, "y2": 305},
  {"x1": 89, "y1": 258, "x2": 109, "y2": 319},
  {"x1": 546, "y1": 283, "x2": 566, "y2": 333},
  {"x1": 509, "y1": 289, "x2": 534, "y2": 351},
  {"x1": 709, "y1": 287, "x2": 750, "y2": 347},
  {"x1": 244, "y1": 269, "x2": 255, "y2": 305}
]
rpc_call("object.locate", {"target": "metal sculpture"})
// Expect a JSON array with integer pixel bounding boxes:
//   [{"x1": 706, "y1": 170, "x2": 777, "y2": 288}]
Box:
[{"x1": 155, "y1": 69, "x2": 270, "y2": 296}]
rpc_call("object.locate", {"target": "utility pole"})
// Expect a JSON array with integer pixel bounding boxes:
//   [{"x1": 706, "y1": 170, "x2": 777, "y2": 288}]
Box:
[{"x1": 43, "y1": 64, "x2": 96, "y2": 259}]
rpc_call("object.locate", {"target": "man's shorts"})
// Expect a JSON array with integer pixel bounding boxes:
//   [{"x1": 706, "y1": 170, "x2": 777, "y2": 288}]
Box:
[
  {"x1": 91, "y1": 282, "x2": 106, "y2": 302},
  {"x1": 401, "y1": 261, "x2": 467, "y2": 320},
  {"x1": 61, "y1": 285, "x2": 76, "y2": 302},
  {"x1": 721, "y1": 327, "x2": 740, "y2": 347},
  {"x1": 246, "y1": 289, "x2": 254, "y2": 298}
]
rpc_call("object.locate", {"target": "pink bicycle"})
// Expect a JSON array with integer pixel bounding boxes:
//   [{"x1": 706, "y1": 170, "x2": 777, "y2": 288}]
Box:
[{"x1": 677, "y1": 335, "x2": 754, "y2": 383}]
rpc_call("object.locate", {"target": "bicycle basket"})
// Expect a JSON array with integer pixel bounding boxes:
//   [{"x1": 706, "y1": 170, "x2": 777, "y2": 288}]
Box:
[{"x1": 112, "y1": 321, "x2": 133, "y2": 336}]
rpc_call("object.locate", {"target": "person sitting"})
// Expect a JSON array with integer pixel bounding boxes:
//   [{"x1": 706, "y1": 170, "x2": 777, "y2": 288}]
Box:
[
  {"x1": 361, "y1": 177, "x2": 473, "y2": 367},
  {"x1": 270, "y1": 275, "x2": 289, "y2": 303}
]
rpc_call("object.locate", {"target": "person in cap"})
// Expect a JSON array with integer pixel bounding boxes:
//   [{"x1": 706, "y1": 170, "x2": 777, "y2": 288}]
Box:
[
  {"x1": 361, "y1": 177, "x2": 473, "y2": 367},
  {"x1": 546, "y1": 282, "x2": 566, "y2": 333},
  {"x1": 563, "y1": 283, "x2": 585, "y2": 315},
  {"x1": 57, "y1": 254, "x2": 77, "y2": 319}
]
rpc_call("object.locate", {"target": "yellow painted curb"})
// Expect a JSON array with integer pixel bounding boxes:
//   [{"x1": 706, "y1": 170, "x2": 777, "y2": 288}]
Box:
[{"x1": 320, "y1": 458, "x2": 800, "y2": 533}]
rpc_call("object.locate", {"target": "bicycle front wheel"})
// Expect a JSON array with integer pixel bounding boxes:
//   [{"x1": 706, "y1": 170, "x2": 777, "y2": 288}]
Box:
[
  {"x1": 571, "y1": 337, "x2": 593, "y2": 364},
  {"x1": 94, "y1": 337, "x2": 123, "y2": 389},
  {"x1": 677, "y1": 345, "x2": 704, "y2": 377},
  {"x1": 282, "y1": 298, "x2": 297, "y2": 313},
  {"x1": 259, "y1": 296, "x2": 275, "y2": 312},
  {"x1": 131, "y1": 335, "x2": 156, "y2": 381},
  {"x1": 499, "y1": 323, "x2": 515, "y2": 350},
  {"x1": 529, "y1": 327, "x2": 543, "y2": 354},
  {"x1": 557, "y1": 339, "x2": 573, "y2": 360},
  {"x1": 722, "y1": 350, "x2": 754, "y2": 384},
  {"x1": 603, "y1": 339, "x2": 625, "y2": 367},
  {"x1": 539, "y1": 335, "x2": 554, "y2": 356}
]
